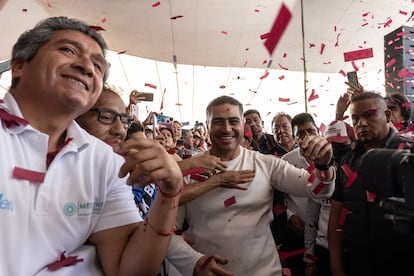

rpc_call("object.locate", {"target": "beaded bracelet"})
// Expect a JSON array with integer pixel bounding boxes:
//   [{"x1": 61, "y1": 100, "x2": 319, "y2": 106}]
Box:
[{"x1": 144, "y1": 216, "x2": 175, "y2": 236}]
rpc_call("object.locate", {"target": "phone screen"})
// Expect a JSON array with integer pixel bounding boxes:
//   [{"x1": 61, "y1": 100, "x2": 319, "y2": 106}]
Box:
[{"x1": 347, "y1": 71, "x2": 359, "y2": 87}]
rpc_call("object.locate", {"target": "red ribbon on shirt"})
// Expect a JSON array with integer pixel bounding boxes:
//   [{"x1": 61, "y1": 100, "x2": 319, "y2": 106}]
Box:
[
  {"x1": 47, "y1": 251, "x2": 84, "y2": 271},
  {"x1": 13, "y1": 167, "x2": 45, "y2": 183},
  {"x1": 0, "y1": 108, "x2": 29, "y2": 128}
]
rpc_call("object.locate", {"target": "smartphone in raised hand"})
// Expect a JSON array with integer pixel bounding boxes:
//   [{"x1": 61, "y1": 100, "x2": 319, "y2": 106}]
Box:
[{"x1": 347, "y1": 71, "x2": 359, "y2": 88}]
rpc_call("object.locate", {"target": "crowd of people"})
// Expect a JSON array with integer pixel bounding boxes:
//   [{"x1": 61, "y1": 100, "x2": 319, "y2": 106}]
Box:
[{"x1": 1, "y1": 16, "x2": 414, "y2": 276}]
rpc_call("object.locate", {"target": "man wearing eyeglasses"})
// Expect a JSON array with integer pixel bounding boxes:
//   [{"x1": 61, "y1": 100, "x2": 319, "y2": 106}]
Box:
[
  {"x1": 278, "y1": 112, "x2": 324, "y2": 276},
  {"x1": 76, "y1": 85, "x2": 132, "y2": 153}
]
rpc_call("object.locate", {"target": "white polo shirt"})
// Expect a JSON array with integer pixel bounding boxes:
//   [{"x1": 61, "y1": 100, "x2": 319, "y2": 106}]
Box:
[{"x1": 0, "y1": 93, "x2": 140, "y2": 275}]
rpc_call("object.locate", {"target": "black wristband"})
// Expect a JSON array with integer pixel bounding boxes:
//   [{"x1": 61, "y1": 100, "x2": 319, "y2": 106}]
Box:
[{"x1": 314, "y1": 158, "x2": 334, "y2": 171}]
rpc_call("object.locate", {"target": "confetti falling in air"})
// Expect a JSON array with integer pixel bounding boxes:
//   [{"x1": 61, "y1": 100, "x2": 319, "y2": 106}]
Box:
[
  {"x1": 221, "y1": 31, "x2": 228, "y2": 35},
  {"x1": 279, "y1": 97, "x2": 290, "y2": 102},
  {"x1": 145, "y1": 83, "x2": 157, "y2": 89},
  {"x1": 171, "y1": 15, "x2": 183, "y2": 20},
  {"x1": 152, "y1": 1, "x2": 160, "y2": 8},
  {"x1": 278, "y1": 63, "x2": 288, "y2": 70},
  {"x1": 259, "y1": 71, "x2": 269, "y2": 80},
  {"x1": 219, "y1": 85, "x2": 226, "y2": 89},
  {"x1": 89, "y1": 25, "x2": 105, "y2": 31},
  {"x1": 264, "y1": 3, "x2": 292, "y2": 56},
  {"x1": 343, "y1": 48, "x2": 373, "y2": 62},
  {"x1": 307, "y1": 89, "x2": 319, "y2": 102},
  {"x1": 101, "y1": 18, "x2": 107, "y2": 23},
  {"x1": 320, "y1": 43, "x2": 326, "y2": 55},
  {"x1": 260, "y1": 33, "x2": 270, "y2": 40}
]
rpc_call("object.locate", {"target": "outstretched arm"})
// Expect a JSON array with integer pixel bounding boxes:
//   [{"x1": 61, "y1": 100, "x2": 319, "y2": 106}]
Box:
[{"x1": 89, "y1": 138, "x2": 183, "y2": 276}]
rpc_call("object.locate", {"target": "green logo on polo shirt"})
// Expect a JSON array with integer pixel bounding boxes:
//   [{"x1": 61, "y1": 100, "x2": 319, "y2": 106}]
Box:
[{"x1": 63, "y1": 201, "x2": 104, "y2": 216}]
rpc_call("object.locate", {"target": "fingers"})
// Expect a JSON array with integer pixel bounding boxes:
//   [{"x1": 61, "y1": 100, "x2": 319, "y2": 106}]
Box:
[{"x1": 300, "y1": 136, "x2": 332, "y2": 163}]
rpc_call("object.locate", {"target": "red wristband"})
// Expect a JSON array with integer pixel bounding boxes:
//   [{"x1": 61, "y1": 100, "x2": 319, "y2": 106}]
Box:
[
  {"x1": 158, "y1": 185, "x2": 183, "y2": 198},
  {"x1": 144, "y1": 216, "x2": 175, "y2": 236}
]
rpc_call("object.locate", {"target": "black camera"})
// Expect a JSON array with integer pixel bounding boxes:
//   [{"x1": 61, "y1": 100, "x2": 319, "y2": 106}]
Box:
[{"x1": 359, "y1": 147, "x2": 414, "y2": 235}]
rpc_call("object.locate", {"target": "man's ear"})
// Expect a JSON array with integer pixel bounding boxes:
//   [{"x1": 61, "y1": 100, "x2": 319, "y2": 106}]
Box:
[
  {"x1": 11, "y1": 60, "x2": 25, "y2": 79},
  {"x1": 384, "y1": 109, "x2": 392, "y2": 123}
]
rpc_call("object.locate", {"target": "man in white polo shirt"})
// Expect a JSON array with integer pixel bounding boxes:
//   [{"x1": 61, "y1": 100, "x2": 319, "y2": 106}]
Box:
[{"x1": 0, "y1": 16, "x2": 182, "y2": 275}]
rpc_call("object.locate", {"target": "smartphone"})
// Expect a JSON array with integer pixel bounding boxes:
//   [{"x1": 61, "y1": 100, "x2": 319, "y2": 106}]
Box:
[
  {"x1": 156, "y1": 114, "x2": 174, "y2": 127},
  {"x1": 347, "y1": 71, "x2": 359, "y2": 88},
  {"x1": 132, "y1": 92, "x2": 154, "y2": 102}
]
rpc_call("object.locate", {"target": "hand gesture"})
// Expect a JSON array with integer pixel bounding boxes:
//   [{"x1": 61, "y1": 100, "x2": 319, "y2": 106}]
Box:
[
  {"x1": 118, "y1": 138, "x2": 182, "y2": 194},
  {"x1": 195, "y1": 255, "x2": 234, "y2": 276},
  {"x1": 299, "y1": 136, "x2": 333, "y2": 166},
  {"x1": 211, "y1": 170, "x2": 255, "y2": 190}
]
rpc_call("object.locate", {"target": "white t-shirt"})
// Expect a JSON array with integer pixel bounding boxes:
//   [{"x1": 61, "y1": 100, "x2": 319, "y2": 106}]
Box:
[
  {"x1": 0, "y1": 93, "x2": 140, "y2": 275},
  {"x1": 177, "y1": 147, "x2": 334, "y2": 275}
]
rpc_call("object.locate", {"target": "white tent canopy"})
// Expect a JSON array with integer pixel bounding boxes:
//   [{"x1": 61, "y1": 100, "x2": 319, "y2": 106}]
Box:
[{"x1": 1, "y1": 0, "x2": 413, "y2": 127}]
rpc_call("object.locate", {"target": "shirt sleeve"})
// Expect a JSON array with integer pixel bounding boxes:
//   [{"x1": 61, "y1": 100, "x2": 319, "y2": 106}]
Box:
[{"x1": 303, "y1": 198, "x2": 321, "y2": 263}]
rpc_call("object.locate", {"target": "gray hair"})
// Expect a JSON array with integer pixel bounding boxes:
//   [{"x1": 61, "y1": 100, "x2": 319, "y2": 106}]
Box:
[{"x1": 11, "y1": 16, "x2": 108, "y2": 87}]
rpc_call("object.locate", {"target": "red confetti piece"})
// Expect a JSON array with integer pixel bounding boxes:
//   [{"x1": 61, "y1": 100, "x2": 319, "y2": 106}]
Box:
[
  {"x1": 335, "y1": 33, "x2": 341, "y2": 47},
  {"x1": 338, "y1": 207, "x2": 348, "y2": 226},
  {"x1": 263, "y1": 59, "x2": 268, "y2": 65},
  {"x1": 320, "y1": 43, "x2": 326, "y2": 55},
  {"x1": 362, "y1": 12, "x2": 369, "y2": 17},
  {"x1": 171, "y1": 15, "x2": 183, "y2": 20},
  {"x1": 361, "y1": 22, "x2": 368, "y2": 27},
  {"x1": 305, "y1": 253, "x2": 318, "y2": 262},
  {"x1": 343, "y1": 48, "x2": 373, "y2": 62},
  {"x1": 89, "y1": 25, "x2": 105, "y2": 31},
  {"x1": 319, "y1": 123, "x2": 326, "y2": 134},
  {"x1": 308, "y1": 43, "x2": 316, "y2": 48},
  {"x1": 278, "y1": 63, "x2": 289, "y2": 70},
  {"x1": 283, "y1": 53, "x2": 287, "y2": 58},
  {"x1": 254, "y1": 9, "x2": 260, "y2": 13},
  {"x1": 117, "y1": 50, "x2": 127, "y2": 55},
  {"x1": 0, "y1": 109, "x2": 29, "y2": 128},
  {"x1": 341, "y1": 164, "x2": 358, "y2": 188},
  {"x1": 386, "y1": 58, "x2": 396, "y2": 68},
  {"x1": 397, "y1": 31, "x2": 409, "y2": 36},
  {"x1": 312, "y1": 182, "x2": 325, "y2": 195},
  {"x1": 278, "y1": 97, "x2": 290, "y2": 102},
  {"x1": 399, "y1": 10, "x2": 408, "y2": 16},
  {"x1": 323, "y1": 61, "x2": 331, "y2": 65},
  {"x1": 101, "y1": 18, "x2": 107, "y2": 23},
  {"x1": 181, "y1": 167, "x2": 205, "y2": 177},
  {"x1": 243, "y1": 61, "x2": 248, "y2": 67},
  {"x1": 264, "y1": 3, "x2": 292, "y2": 56},
  {"x1": 260, "y1": 71, "x2": 269, "y2": 80},
  {"x1": 13, "y1": 167, "x2": 45, "y2": 183},
  {"x1": 244, "y1": 124, "x2": 253, "y2": 138},
  {"x1": 22, "y1": 8, "x2": 28, "y2": 12},
  {"x1": 152, "y1": 1, "x2": 160, "y2": 7},
  {"x1": 366, "y1": 191, "x2": 376, "y2": 202},
  {"x1": 224, "y1": 196, "x2": 236, "y2": 208},
  {"x1": 279, "y1": 248, "x2": 306, "y2": 260},
  {"x1": 144, "y1": 83, "x2": 157, "y2": 89},
  {"x1": 351, "y1": 61, "x2": 359, "y2": 71},
  {"x1": 273, "y1": 203, "x2": 286, "y2": 216},
  {"x1": 278, "y1": 75, "x2": 285, "y2": 80},
  {"x1": 260, "y1": 33, "x2": 270, "y2": 40},
  {"x1": 282, "y1": 268, "x2": 292, "y2": 276},
  {"x1": 219, "y1": 85, "x2": 226, "y2": 89},
  {"x1": 190, "y1": 174, "x2": 207, "y2": 182},
  {"x1": 334, "y1": 25, "x2": 337, "y2": 32},
  {"x1": 221, "y1": 31, "x2": 228, "y2": 35},
  {"x1": 339, "y1": 69, "x2": 346, "y2": 77},
  {"x1": 307, "y1": 89, "x2": 319, "y2": 102},
  {"x1": 383, "y1": 18, "x2": 392, "y2": 28},
  {"x1": 47, "y1": 1, "x2": 52, "y2": 8},
  {"x1": 398, "y1": 68, "x2": 414, "y2": 77},
  {"x1": 47, "y1": 252, "x2": 83, "y2": 271}
]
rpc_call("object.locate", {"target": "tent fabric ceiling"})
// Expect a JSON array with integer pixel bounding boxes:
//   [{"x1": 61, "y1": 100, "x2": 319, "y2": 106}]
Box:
[
  {"x1": 0, "y1": 0, "x2": 413, "y2": 125},
  {"x1": 1, "y1": 0, "x2": 413, "y2": 73}
]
